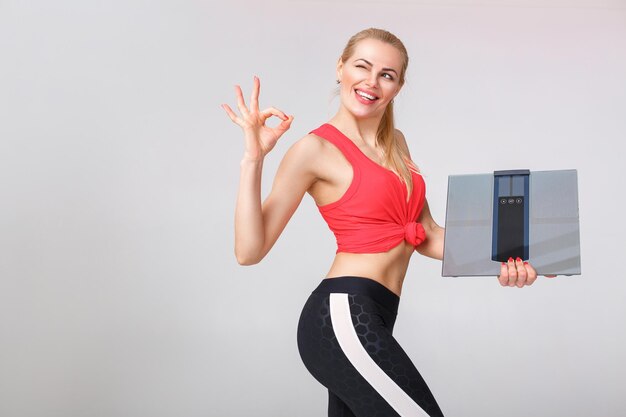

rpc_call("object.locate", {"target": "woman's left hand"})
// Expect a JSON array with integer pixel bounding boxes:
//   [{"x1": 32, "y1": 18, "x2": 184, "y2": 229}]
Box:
[{"x1": 498, "y1": 257, "x2": 557, "y2": 287}]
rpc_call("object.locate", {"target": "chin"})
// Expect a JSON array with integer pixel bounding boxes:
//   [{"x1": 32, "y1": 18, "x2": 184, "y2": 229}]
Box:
[{"x1": 347, "y1": 106, "x2": 384, "y2": 120}]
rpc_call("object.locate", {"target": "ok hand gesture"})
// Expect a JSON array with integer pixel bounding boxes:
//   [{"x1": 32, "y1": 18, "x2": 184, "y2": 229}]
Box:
[{"x1": 222, "y1": 76, "x2": 294, "y2": 161}]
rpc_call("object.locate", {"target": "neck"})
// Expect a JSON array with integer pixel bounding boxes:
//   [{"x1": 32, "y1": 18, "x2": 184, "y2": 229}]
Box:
[{"x1": 329, "y1": 106, "x2": 384, "y2": 148}]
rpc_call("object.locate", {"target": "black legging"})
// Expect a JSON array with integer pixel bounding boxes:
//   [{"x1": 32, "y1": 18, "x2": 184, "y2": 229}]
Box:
[{"x1": 297, "y1": 276, "x2": 445, "y2": 417}]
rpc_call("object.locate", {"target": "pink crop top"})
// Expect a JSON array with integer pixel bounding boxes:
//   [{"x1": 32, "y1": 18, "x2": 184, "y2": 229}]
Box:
[{"x1": 311, "y1": 123, "x2": 427, "y2": 254}]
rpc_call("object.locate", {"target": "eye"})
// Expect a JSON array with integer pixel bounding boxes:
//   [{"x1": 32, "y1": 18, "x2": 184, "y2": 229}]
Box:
[
  {"x1": 355, "y1": 64, "x2": 367, "y2": 69},
  {"x1": 382, "y1": 73, "x2": 394, "y2": 81}
]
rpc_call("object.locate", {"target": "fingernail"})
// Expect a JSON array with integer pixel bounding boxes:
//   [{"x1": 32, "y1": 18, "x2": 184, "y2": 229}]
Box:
[
  {"x1": 508, "y1": 257, "x2": 514, "y2": 262},
  {"x1": 523, "y1": 261, "x2": 528, "y2": 265},
  {"x1": 516, "y1": 257, "x2": 522, "y2": 262},
  {"x1": 501, "y1": 262, "x2": 506, "y2": 266}
]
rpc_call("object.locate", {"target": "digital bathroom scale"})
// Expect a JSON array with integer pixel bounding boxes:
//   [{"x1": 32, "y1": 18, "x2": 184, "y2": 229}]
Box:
[{"x1": 442, "y1": 169, "x2": 581, "y2": 277}]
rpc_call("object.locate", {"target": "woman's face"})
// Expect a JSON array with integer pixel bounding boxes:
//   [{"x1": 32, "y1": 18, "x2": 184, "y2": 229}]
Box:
[{"x1": 337, "y1": 38, "x2": 404, "y2": 120}]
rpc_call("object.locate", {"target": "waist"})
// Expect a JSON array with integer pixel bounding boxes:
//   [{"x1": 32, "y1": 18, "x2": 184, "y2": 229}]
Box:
[
  {"x1": 327, "y1": 245, "x2": 413, "y2": 295},
  {"x1": 312, "y1": 276, "x2": 400, "y2": 315},
  {"x1": 322, "y1": 222, "x2": 427, "y2": 253}
]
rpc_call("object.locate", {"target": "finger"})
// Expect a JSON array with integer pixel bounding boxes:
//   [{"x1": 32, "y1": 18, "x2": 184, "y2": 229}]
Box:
[
  {"x1": 515, "y1": 257, "x2": 527, "y2": 288},
  {"x1": 221, "y1": 104, "x2": 241, "y2": 124},
  {"x1": 524, "y1": 261, "x2": 538, "y2": 285},
  {"x1": 260, "y1": 107, "x2": 289, "y2": 122},
  {"x1": 275, "y1": 114, "x2": 294, "y2": 133},
  {"x1": 234, "y1": 85, "x2": 249, "y2": 116},
  {"x1": 498, "y1": 262, "x2": 509, "y2": 287},
  {"x1": 507, "y1": 257, "x2": 517, "y2": 287},
  {"x1": 250, "y1": 76, "x2": 260, "y2": 112},
  {"x1": 545, "y1": 275, "x2": 557, "y2": 278}
]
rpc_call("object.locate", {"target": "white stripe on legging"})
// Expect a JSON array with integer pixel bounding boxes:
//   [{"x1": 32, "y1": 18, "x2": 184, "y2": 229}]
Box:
[{"x1": 329, "y1": 293, "x2": 430, "y2": 417}]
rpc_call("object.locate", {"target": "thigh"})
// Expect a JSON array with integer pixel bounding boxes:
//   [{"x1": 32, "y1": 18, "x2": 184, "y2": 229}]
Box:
[
  {"x1": 328, "y1": 390, "x2": 357, "y2": 417},
  {"x1": 298, "y1": 292, "x2": 445, "y2": 417}
]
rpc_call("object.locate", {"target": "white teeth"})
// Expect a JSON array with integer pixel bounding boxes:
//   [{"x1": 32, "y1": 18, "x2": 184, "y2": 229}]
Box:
[{"x1": 356, "y1": 90, "x2": 376, "y2": 100}]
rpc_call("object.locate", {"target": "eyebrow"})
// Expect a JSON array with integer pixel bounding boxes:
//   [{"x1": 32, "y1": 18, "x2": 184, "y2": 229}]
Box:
[{"x1": 355, "y1": 58, "x2": 398, "y2": 75}]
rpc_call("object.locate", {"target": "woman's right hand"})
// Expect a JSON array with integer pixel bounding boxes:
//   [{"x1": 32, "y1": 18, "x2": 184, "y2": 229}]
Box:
[{"x1": 222, "y1": 76, "x2": 294, "y2": 161}]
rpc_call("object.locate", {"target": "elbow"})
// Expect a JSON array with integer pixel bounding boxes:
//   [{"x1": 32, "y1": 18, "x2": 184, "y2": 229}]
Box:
[
  {"x1": 236, "y1": 256, "x2": 259, "y2": 266},
  {"x1": 234, "y1": 238, "x2": 269, "y2": 266},
  {"x1": 235, "y1": 249, "x2": 263, "y2": 266},
  {"x1": 415, "y1": 244, "x2": 443, "y2": 261},
  {"x1": 415, "y1": 227, "x2": 445, "y2": 261}
]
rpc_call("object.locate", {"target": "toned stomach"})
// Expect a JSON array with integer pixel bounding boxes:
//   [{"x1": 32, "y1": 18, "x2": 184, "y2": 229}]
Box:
[{"x1": 325, "y1": 241, "x2": 416, "y2": 297}]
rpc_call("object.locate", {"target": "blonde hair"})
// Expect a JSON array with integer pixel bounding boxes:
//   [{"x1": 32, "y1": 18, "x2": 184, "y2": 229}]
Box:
[{"x1": 339, "y1": 28, "x2": 418, "y2": 195}]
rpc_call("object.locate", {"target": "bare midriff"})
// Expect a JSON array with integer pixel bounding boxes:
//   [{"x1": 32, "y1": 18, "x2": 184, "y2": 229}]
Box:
[{"x1": 324, "y1": 241, "x2": 416, "y2": 297}]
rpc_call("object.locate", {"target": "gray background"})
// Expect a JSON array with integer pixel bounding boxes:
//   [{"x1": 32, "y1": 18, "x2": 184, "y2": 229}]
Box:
[{"x1": 1, "y1": 1, "x2": 625, "y2": 416}]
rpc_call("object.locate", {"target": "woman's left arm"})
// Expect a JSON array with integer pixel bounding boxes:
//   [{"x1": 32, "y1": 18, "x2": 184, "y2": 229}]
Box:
[{"x1": 415, "y1": 199, "x2": 445, "y2": 261}]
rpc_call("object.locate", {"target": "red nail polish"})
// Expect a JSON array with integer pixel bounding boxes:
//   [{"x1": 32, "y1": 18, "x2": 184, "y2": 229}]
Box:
[
  {"x1": 502, "y1": 262, "x2": 506, "y2": 266},
  {"x1": 508, "y1": 257, "x2": 514, "y2": 262},
  {"x1": 516, "y1": 257, "x2": 522, "y2": 262},
  {"x1": 523, "y1": 261, "x2": 528, "y2": 265}
]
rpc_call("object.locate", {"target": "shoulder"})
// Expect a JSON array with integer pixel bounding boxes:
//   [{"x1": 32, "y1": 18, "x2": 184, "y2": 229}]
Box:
[
  {"x1": 285, "y1": 129, "x2": 348, "y2": 162},
  {"x1": 394, "y1": 128, "x2": 422, "y2": 173},
  {"x1": 394, "y1": 128, "x2": 411, "y2": 156},
  {"x1": 280, "y1": 129, "x2": 351, "y2": 184},
  {"x1": 283, "y1": 132, "x2": 325, "y2": 160},
  {"x1": 277, "y1": 132, "x2": 326, "y2": 179}
]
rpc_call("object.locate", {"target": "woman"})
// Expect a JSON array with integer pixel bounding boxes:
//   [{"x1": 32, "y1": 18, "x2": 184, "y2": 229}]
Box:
[{"x1": 222, "y1": 28, "x2": 542, "y2": 417}]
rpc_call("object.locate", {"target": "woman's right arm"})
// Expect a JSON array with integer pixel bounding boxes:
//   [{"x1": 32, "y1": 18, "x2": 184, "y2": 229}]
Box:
[{"x1": 223, "y1": 76, "x2": 318, "y2": 265}]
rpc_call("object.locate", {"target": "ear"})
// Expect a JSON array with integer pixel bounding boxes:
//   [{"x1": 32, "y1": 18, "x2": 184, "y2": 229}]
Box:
[
  {"x1": 392, "y1": 84, "x2": 403, "y2": 99},
  {"x1": 336, "y1": 58, "x2": 343, "y2": 82}
]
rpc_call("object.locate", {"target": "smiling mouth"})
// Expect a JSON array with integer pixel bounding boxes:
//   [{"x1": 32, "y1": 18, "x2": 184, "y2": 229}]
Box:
[{"x1": 355, "y1": 89, "x2": 379, "y2": 101}]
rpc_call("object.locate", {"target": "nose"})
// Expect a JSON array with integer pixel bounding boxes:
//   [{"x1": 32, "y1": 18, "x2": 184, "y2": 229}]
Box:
[{"x1": 365, "y1": 71, "x2": 379, "y2": 88}]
